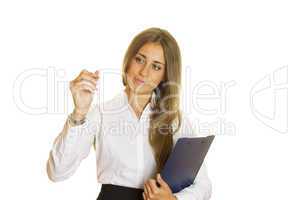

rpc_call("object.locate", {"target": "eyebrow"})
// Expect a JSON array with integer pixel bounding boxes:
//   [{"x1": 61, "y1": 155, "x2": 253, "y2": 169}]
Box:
[{"x1": 137, "y1": 53, "x2": 165, "y2": 65}]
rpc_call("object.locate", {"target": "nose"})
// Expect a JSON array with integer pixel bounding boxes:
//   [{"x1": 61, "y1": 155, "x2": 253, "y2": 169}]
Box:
[{"x1": 140, "y1": 63, "x2": 151, "y2": 77}]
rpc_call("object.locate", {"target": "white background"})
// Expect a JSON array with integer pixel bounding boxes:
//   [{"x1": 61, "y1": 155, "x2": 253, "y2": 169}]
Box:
[{"x1": 0, "y1": 0, "x2": 299, "y2": 199}]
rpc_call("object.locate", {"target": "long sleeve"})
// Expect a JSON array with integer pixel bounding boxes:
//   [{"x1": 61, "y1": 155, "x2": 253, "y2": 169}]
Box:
[
  {"x1": 47, "y1": 104, "x2": 101, "y2": 182},
  {"x1": 172, "y1": 114, "x2": 213, "y2": 200}
]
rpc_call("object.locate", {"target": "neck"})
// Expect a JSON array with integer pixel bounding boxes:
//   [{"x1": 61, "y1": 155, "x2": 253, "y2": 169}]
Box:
[{"x1": 125, "y1": 87, "x2": 152, "y2": 115}]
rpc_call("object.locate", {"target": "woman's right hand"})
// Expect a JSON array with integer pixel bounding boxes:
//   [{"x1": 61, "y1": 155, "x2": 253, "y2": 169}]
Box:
[{"x1": 69, "y1": 69, "x2": 99, "y2": 120}]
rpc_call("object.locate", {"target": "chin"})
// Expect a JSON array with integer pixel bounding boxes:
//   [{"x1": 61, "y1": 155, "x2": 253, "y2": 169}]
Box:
[{"x1": 129, "y1": 86, "x2": 152, "y2": 95}]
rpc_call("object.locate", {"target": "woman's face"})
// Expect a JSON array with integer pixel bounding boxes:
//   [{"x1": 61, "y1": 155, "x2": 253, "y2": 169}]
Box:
[{"x1": 126, "y1": 42, "x2": 166, "y2": 95}]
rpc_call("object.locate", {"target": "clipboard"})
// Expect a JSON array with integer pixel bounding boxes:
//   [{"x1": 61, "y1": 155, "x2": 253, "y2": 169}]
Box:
[{"x1": 160, "y1": 135, "x2": 215, "y2": 193}]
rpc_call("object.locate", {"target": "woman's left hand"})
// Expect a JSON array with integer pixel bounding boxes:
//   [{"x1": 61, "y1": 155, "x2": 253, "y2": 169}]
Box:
[{"x1": 143, "y1": 173, "x2": 177, "y2": 200}]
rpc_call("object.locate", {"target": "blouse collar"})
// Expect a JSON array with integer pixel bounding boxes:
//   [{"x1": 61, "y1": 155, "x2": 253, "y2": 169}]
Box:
[{"x1": 121, "y1": 89, "x2": 153, "y2": 121}]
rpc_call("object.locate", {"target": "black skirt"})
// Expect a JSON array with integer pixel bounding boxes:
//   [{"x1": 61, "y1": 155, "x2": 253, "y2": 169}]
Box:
[{"x1": 97, "y1": 184, "x2": 144, "y2": 200}]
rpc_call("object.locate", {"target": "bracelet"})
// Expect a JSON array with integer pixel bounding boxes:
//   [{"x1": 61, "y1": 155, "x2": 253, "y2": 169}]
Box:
[{"x1": 68, "y1": 112, "x2": 86, "y2": 126}]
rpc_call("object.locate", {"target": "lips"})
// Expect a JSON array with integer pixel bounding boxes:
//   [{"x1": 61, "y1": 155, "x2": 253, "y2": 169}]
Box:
[{"x1": 135, "y1": 77, "x2": 145, "y2": 85}]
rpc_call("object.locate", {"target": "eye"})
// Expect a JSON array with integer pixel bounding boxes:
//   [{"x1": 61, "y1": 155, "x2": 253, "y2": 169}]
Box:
[
  {"x1": 135, "y1": 56, "x2": 145, "y2": 65},
  {"x1": 152, "y1": 63, "x2": 162, "y2": 71}
]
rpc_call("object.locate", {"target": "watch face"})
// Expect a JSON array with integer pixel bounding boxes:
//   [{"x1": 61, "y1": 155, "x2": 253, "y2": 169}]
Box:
[{"x1": 68, "y1": 114, "x2": 86, "y2": 126}]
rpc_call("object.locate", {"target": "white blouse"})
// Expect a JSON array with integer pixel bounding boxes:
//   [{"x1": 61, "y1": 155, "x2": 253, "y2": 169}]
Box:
[{"x1": 47, "y1": 89, "x2": 212, "y2": 200}]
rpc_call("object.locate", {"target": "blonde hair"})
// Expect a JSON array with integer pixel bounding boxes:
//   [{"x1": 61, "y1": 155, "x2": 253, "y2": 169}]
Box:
[{"x1": 122, "y1": 27, "x2": 182, "y2": 173}]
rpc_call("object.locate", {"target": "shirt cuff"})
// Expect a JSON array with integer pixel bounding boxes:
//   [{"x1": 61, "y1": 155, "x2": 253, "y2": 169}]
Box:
[{"x1": 65, "y1": 117, "x2": 97, "y2": 139}]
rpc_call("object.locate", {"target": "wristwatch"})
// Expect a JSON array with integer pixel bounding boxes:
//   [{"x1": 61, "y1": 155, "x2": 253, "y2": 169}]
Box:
[{"x1": 68, "y1": 112, "x2": 86, "y2": 126}]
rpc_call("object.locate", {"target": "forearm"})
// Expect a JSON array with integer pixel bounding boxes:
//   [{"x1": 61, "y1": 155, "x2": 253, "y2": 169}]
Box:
[{"x1": 47, "y1": 117, "x2": 95, "y2": 181}]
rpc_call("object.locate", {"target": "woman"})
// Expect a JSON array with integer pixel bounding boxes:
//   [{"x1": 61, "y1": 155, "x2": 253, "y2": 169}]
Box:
[{"x1": 47, "y1": 27, "x2": 212, "y2": 200}]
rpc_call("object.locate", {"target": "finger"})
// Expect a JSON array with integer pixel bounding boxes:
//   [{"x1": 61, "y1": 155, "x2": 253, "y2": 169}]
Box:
[
  {"x1": 79, "y1": 69, "x2": 87, "y2": 75},
  {"x1": 78, "y1": 85, "x2": 95, "y2": 93},
  {"x1": 72, "y1": 80, "x2": 96, "y2": 93},
  {"x1": 70, "y1": 80, "x2": 94, "y2": 93},
  {"x1": 85, "y1": 70, "x2": 100, "y2": 80},
  {"x1": 76, "y1": 80, "x2": 96, "y2": 90},
  {"x1": 82, "y1": 69, "x2": 99, "y2": 79},
  {"x1": 76, "y1": 69, "x2": 99, "y2": 81},
  {"x1": 78, "y1": 74, "x2": 98, "y2": 85},
  {"x1": 75, "y1": 81, "x2": 96, "y2": 93},
  {"x1": 79, "y1": 77, "x2": 97, "y2": 87},
  {"x1": 145, "y1": 182, "x2": 153, "y2": 198},
  {"x1": 149, "y1": 179, "x2": 159, "y2": 194},
  {"x1": 156, "y1": 174, "x2": 168, "y2": 188},
  {"x1": 142, "y1": 192, "x2": 147, "y2": 200},
  {"x1": 144, "y1": 186, "x2": 150, "y2": 199},
  {"x1": 145, "y1": 182, "x2": 151, "y2": 194},
  {"x1": 76, "y1": 69, "x2": 88, "y2": 79}
]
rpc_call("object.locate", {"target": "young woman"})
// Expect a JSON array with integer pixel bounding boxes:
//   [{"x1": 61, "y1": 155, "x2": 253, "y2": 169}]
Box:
[{"x1": 47, "y1": 27, "x2": 212, "y2": 200}]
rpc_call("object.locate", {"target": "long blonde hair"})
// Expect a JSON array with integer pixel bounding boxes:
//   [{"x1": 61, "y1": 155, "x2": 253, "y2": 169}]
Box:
[{"x1": 122, "y1": 27, "x2": 182, "y2": 173}]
